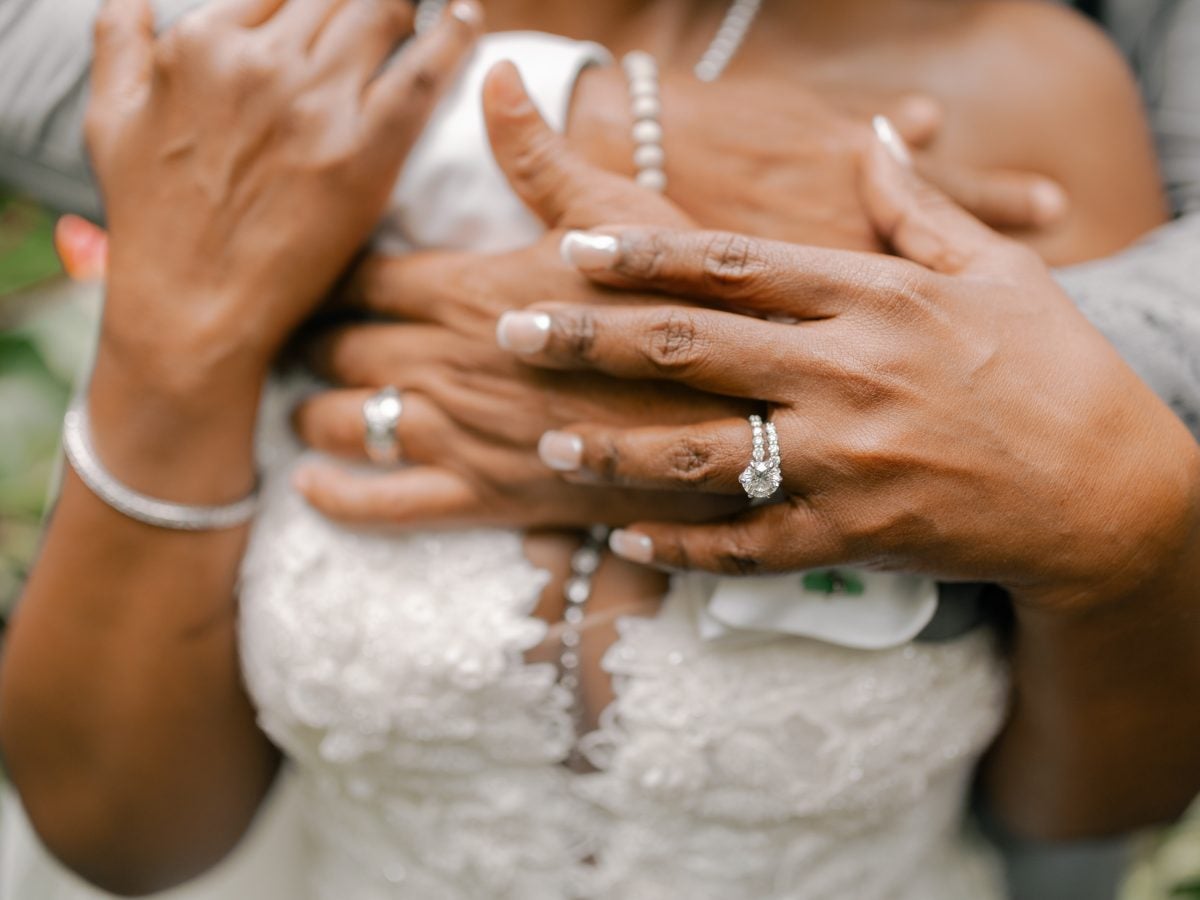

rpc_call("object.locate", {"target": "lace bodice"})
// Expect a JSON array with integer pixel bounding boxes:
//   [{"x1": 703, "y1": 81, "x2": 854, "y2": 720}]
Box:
[{"x1": 239, "y1": 404, "x2": 1009, "y2": 899}]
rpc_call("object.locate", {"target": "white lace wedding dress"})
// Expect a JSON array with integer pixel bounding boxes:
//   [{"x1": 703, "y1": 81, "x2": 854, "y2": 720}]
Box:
[{"x1": 0, "y1": 33, "x2": 1010, "y2": 900}]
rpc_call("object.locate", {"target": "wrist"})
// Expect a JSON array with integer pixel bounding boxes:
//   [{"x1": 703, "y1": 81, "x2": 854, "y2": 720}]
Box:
[
  {"x1": 1013, "y1": 434, "x2": 1200, "y2": 615},
  {"x1": 85, "y1": 345, "x2": 264, "y2": 506}
]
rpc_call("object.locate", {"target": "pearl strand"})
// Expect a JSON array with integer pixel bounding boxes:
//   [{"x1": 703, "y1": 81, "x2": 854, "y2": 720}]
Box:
[
  {"x1": 622, "y1": 52, "x2": 668, "y2": 193},
  {"x1": 695, "y1": 0, "x2": 764, "y2": 82},
  {"x1": 625, "y1": 0, "x2": 764, "y2": 190}
]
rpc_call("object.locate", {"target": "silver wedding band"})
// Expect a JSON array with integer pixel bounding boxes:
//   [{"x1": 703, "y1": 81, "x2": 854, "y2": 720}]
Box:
[
  {"x1": 363, "y1": 386, "x2": 404, "y2": 465},
  {"x1": 739, "y1": 414, "x2": 782, "y2": 500}
]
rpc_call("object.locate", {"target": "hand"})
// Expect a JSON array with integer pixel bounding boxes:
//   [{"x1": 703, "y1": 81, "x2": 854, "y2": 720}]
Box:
[
  {"x1": 288, "y1": 65, "x2": 1067, "y2": 528},
  {"x1": 87, "y1": 0, "x2": 481, "y2": 393},
  {"x1": 290, "y1": 63, "x2": 740, "y2": 526},
  {"x1": 659, "y1": 81, "x2": 1069, "y2": 247},
  {"x1": 498, "y1": 124, "x2": 1200, "y2": 611}
]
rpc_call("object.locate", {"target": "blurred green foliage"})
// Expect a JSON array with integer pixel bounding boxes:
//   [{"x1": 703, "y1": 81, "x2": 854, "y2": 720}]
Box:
[
  {"x1": 0, "y1": 193, "x2": 59, "y2": 294},
  {"x1": 0, "y1": 190, "x2": 81, "y2": 613}
]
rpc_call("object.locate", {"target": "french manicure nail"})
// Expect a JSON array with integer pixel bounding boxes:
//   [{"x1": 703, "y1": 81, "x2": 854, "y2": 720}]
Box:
[
  {"x1": 560, "y1": 231, "x2": 620, "y2": 270},
  {"x1": 872, "y1": 115, "x2": 912, "y2": 168},
  {"x1": 538, "y1": 431, "x2": 584, "y2": 472},
  {"x1": 449, "y1": 0, "x2": 482, "y2": 27},
  {"x1": 609, "y1": 529, "x2": 655, "y2": 564},
  {"x1": 496, "y1": 311, "x2": 552, "y2": 354}
]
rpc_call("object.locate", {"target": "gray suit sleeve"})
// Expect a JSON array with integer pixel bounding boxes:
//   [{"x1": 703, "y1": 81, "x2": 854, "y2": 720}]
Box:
[
  {"x1": 0, "y1": 0, "x2": 203, "y2": 217},
  {"x1": 1057, "y1": 0, "x2": 1200, "y2": 440}
]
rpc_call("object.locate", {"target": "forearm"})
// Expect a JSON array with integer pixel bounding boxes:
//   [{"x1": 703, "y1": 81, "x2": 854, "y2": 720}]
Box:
[
  {"x1": 0, "y1": 344, "x2": 278, "y2": 895},
  {"x1": 985, "y1": 441, "x2": 1200, "y2": 839}
]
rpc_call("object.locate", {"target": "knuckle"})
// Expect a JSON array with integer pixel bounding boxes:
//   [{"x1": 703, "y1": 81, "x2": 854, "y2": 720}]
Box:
[
  {"x1": 700, "y1": 232, "x2": 766, "y2": 294},
  {"x1": 614, "y1": 230, "x2": 668, "y2": 280},
  {"x1": 405, "y1": 62, "x2": 442, "y2": 100},
  {"x1": 156, "y1": 16, "x2": 209, "y2": 66},
  {"x1": 552, "y1": 310, "x2": 598, "y2": 362},
  {"x1": 92, "y1": 6, "x2": 124, "y2": 45},
  {"x1": 641, "y1": 310, "x2": 703, "y2": 374},
  {"x1": 665, "y1": 436, "x2": 721, "y2": 488},
  {"x1": 714, "y1": 538, "x2": 764, "y2": 575},
  {"x1": 584, "y1": 434, "x2": 622, "y2": 483}
]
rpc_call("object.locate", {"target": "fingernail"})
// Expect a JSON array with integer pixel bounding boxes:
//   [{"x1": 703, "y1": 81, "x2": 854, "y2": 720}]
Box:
[
  {"x1": 872, "y1": 115, "x2": 912, "y2": 168},
  {"x1": 609, "y1": 529, "x2": 654, "y2": 564},
  {"x1": 560, "y1": 231, "x2": 620, "y2": 271},
  {"x1": 449, "y1": 0, "x2": 482, "y2": 27},
  {"x1": 1030, "y1": 180, "x2": 1069, "y2": 225},
  {"x1": 537, "y1": 431, "x2": 584, "y2": 471},
  {"x1": 496, "y1": 310, "x2": 552, "y2": 354}
]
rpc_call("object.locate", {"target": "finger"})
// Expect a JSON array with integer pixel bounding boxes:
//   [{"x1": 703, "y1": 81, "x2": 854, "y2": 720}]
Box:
[
  {"x1": 311, "y1": 0, "x2": 414, "y2": 84},
  {"x1": 338, "y1": 251, "x2": 458, "y2": 321},
  {"x1": 304, "y1": 322, "x2": 456, "y2": 387},
  {"x1": 607, "y1": 500, "x2": 839, "y2": 575},
  {"x1": 863, "y1": 116, "x2": 1020, "y2": 276},
  {"x1": 496, "y1": 305, "x2": 799, "y2": 400},
  {"x1": 263, "y1": 0, "x2": 351, "y2": 48},
  {"x1": 292, "y1": 463, "x2": 480, "y2": 525},
  {"x1": 482, "y1": 61, "x2": 689, "y2": 230},
  {"x1": 203, "y1": 0, "x2": 289, "y2": 27},
  {"x1": 362, "y1": 0, "x2": 482, "y2": 139},
  {"x1": 557, "y1": 227, "x2": 904, "y2": 320},
  {"x1": 918, "y1": 160, "x2": 1070, "y2": 230},
  {"x1": 292, "y1": 388, "x2": 454, "y2": 463},
  {"x1": 91, "y1": 0, "x2": 155, "y2": 101},
  {"x1": 537, "y1": 419, "x2": 759, "y2": 494},
  {"x1": 887, "y1": 93, "x2": 944, "y2": 149}
]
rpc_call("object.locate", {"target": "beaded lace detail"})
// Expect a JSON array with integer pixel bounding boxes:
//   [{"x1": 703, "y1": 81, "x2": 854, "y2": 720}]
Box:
[{"x1": 238, "y1": 385, "x2": 1010, "y2": 900}]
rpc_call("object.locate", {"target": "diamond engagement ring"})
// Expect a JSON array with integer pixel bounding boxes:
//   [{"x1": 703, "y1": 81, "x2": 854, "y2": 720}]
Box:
[
  {"x1": 739, "y1": 414, "x2": 782, "y2": 500},
  {"x1": 362, "y1": 386, "x2": 404, "y2": 465}
]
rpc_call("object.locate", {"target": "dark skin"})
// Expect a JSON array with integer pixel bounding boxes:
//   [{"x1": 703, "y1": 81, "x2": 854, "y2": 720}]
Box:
[{"x1": 0, "y1": 0, "x2": 1186, "y2": 896}]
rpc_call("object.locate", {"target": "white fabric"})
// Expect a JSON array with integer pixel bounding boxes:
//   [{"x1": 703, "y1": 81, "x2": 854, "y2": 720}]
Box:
[
  {"x1": 701, "y1": 571, "x2": 939, "y2": 648},
  {"x1": 0, "y1": 33, "x2": 1008, "y2": 900}
]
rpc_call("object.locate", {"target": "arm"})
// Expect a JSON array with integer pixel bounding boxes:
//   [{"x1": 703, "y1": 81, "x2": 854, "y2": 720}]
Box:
[{"x1": 0, "y1": 1, "x2": 479, "y2": 894}]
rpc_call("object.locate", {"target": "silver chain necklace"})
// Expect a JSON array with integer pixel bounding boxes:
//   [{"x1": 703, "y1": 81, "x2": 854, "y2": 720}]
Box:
[{"x1": 414, "y1": 0, "x2": 762, "y2": 81}]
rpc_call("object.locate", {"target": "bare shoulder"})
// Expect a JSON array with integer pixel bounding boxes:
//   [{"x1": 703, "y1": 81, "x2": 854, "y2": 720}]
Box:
[{"x1": 932, "y1": 0, "x2": 1167, "y2": 263}]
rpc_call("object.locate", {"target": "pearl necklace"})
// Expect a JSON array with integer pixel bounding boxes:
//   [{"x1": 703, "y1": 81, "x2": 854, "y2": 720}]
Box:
[
  {"x1": 414, "y1": 0, "x2": 762, "y2": 81},
  {"x1": 411, "y1": 0, "x2": 764, "y2": 758}
]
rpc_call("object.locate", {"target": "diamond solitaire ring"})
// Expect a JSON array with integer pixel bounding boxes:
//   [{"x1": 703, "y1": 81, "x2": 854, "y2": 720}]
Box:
[
  {"x1": 362, "y1": 386, "x2": 405, "y2": 465},
  {"x1": 739, "y1": 414, "x2": 782, "y2": 500}
]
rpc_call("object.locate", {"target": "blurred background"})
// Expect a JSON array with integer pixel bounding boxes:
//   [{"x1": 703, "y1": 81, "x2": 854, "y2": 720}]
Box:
[{"x1": 0, "y1": 190, "x2": 97, "y2": 621}]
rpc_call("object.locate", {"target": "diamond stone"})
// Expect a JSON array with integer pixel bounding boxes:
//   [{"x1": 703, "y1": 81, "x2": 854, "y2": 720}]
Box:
[{"x1": 739, "y1": 461, "x2": 782, "y2": 499}]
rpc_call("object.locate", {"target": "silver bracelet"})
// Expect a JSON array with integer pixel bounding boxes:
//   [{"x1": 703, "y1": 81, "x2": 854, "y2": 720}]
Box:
[{"x1": 62, "y1": 398, "x2": 259, "y2": 531}]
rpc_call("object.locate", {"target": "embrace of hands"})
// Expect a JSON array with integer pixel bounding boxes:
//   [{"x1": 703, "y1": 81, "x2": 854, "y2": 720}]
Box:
[{"x1": 74, "y1": 0, "x2": 1200, "y2": 618}]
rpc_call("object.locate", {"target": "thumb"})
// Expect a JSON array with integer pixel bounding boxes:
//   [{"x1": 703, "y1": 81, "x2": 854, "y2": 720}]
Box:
[
  {"x1": 860, "y1": 115, "x2": 1019, "y2": 276},
  {"x1": 482, "y1": 61, "x2": 688, "y2": 229}
]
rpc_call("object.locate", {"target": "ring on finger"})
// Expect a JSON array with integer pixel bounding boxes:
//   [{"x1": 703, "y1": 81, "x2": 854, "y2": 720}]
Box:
[
  {"x1": 362, "y1": 386, "x2": 405, "y2": 465},
  {"x1": 739, "y1": 413, "x2": 782, "y2": 500}
]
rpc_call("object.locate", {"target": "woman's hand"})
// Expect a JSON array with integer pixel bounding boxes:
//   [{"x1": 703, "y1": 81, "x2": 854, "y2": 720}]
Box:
[
  {"x1": 290, "y1": 65, "x2": 1070, "y2": 528},
  {"x1": 89, "y1": 0, "x2": 481, "y2": 392},
  {"x1": 499, "y1": 129, "x2": 1200, "y2": 613},
  {"x1": 288, "y1": 62, "x2": 744, "y2": 525}
]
